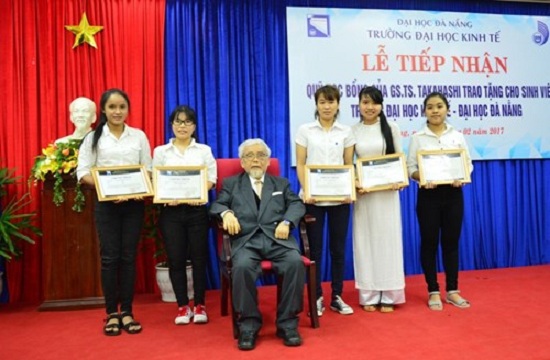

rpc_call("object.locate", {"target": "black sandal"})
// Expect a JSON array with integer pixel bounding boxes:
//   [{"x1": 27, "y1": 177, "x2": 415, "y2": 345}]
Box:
[
  {"x1": 121, "y1": 312, "x2": 142, "y2": 334},
  {"x1": 104, "y1": 313, "x2": 121, "y2": 336}
]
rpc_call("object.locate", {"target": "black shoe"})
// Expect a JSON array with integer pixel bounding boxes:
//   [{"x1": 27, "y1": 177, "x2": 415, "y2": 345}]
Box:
[
  {"x1": 238, "y1": 330, "x2": 258, "y2": 351},
  {"x1": 276, "y1": 328, "x2": 303, "y2": 347}
]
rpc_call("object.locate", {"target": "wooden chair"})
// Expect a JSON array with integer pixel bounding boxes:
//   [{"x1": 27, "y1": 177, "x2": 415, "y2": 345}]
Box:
[{"x1": 214, "y1": 158, "x2": 319, "y2": 338}]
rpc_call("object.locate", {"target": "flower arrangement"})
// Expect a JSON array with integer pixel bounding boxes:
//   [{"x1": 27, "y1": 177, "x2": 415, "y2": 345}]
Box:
[{"x1": 30, "y1": 139, "x2": 85, "y2": 212}]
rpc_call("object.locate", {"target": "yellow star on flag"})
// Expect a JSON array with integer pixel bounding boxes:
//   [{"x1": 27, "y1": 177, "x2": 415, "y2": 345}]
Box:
[{"x1": 65, "y1": 12, "x2": 104, "y2": 49}]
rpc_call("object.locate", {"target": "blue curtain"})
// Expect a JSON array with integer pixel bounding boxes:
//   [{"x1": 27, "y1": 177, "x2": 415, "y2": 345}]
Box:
[{"x1": 164, "y1": 0, "x2": 550, "y2": 289}]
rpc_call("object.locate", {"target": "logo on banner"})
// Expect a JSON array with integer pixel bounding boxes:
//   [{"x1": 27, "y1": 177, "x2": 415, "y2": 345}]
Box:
[
  {"x1": 308, "y1": 15, "x2": 330, "y2": 37},
  {"x1": 532, "y1": 21, "x2": 549, "y2": 45}
]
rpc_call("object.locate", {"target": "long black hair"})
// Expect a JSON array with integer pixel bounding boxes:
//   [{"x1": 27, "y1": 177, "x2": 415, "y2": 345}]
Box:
[
  {"x1": 91, "y1": 88, "x2": 130, "y2": 152},
  {"x1": 358, "y1": 86, "x2": 395, "y2": 154}
]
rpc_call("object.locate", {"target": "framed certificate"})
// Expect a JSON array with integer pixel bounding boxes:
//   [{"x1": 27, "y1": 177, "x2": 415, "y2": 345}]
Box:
[
  {"x1": 417, "y1": 149, "x2": 471, "y2": 186},
  {"x1": 304, "y1": 165, "x2": 356, "y2": 202},
  {"x1": 356, "y1": 153, "x2": 409, "y2": 192},
  {"x1": 91, "y1": 165, "x2": 154, "y2": 201},
  {"x1": 152, "y1": 166, "x2": 208, "y2": 204}
]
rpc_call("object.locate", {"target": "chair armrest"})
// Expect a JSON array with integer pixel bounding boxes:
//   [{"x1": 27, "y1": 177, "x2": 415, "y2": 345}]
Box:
[
  {"x1": 299, "y1": 214, "x2": 316, "y2": 258},
  {"x1": 222, "y1": 232, "x2": 232, "y2": 265},
  {"x1": 212, "y1": 218, "x2": 232, "y2": 265}
]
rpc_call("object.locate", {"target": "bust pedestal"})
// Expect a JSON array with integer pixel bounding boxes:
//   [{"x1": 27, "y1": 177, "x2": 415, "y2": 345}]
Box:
[{"x1": 39, "y1": 175, "x2": 104, "y2": 311}]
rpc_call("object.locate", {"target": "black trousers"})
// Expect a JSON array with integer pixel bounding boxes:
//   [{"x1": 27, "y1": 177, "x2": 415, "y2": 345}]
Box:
[
  {"x1": 159, "y1": 204, "x2": 209, "y2": 306},
  {"x1": 305, "y1": 204, "x2": 351, "y2": 299},
  {"x1": 416, "y1": 186, "x2": 464, "y2": 293},
  {"x1": 95, "y1": 200, "x2": 145, "y2": 315}
]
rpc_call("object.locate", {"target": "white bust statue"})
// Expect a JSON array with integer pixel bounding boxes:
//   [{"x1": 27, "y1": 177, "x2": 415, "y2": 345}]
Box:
[{"x1": 55, "y1": 97, "x2": 97, "y2": 144}]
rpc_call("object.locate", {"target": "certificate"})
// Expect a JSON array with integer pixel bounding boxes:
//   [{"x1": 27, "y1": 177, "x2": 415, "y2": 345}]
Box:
[
  {"x1": 304, "y1": 165, "x2": 356, "y2": 202},
  {"x1": 417, "y1": 149, "x2": 471, "y2": 186},
  {"x1": 356, "y1": 153, "x2": 409, "y2": 192},
  {"x1": 153, "y1": 166, "x2": 208, "y2": 204},
  {"x1": 91, "y1": 165, "x2": 153, "y2": 201}
]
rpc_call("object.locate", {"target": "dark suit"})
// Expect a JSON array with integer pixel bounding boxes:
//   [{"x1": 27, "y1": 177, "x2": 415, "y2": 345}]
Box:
[{"x1": 210, "y1": 172, "x2": 306, "y2": 332}]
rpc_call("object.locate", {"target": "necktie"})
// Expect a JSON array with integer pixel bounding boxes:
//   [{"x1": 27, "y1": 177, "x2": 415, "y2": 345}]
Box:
[{"x1": 254, "y1": 180, "x2": 263, "y2": 199}]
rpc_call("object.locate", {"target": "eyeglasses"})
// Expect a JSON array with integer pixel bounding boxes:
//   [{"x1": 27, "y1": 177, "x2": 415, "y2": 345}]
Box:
[
  {"x1": 173, "y1": 119, "x2": 194, "y2": 126},
  {"x1": 242, "y1": 152, "x2": 269, "y2": 161}
]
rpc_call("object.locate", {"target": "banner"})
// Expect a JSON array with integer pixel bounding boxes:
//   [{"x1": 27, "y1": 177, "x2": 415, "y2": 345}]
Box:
[{"x1": 287, "y1": 7, "x2": 550, "y2": 161}]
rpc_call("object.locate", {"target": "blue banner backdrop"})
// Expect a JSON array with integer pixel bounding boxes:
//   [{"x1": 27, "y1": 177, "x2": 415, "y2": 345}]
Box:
[
  {"x1": 164, "y1": 0, "x2": 550, "y2": 290},
  {"x1": 287, "y1": 7, "x2": 550, "y2": 160}
]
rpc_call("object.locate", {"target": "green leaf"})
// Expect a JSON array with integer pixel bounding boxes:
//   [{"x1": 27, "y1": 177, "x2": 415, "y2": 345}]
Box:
[{"x1": 0, "y1": 170, "x2": 41, "y2": 260}]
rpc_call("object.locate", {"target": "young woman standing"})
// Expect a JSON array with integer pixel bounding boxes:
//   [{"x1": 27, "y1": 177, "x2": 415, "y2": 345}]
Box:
[
  {"x1": 352, "y1": 86, "x2": 406, "y2": 313},
  {"x1": 407, "y1": 92, "x2": 473, "y2": 311},
  {"x1": 295, "y1": 85, "x2": 356, "y2": 316},
  {"x1": 77, "y1": 88, "x2": 152, "y2": 335},
  {"x1": 152, "y1": 106, "x2": 216, "y2": 325}
]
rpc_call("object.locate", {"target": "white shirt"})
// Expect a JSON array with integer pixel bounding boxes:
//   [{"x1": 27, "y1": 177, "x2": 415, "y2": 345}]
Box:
[
  {"x1": 76, "y1": 125, "x2": 152, "y2": 180},
  {"x1": 406, "y1": 122, "x2": 473, "y2": 177},
  {"x1": 295, "y1": 120, "x2": 356, "y2": 205},
  {"x1": 295, "y1": 120, "x2": 355, "y2": 165},
  {"x1": 248, "y1": 175, "x2": 265, "y2": 197},
  {"x1": 152, "y1": 138, "x2": 217, "y2": 184}
]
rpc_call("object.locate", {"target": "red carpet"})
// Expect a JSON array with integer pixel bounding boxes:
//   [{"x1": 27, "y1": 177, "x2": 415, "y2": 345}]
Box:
[{"x1": 1, "y1": 265, "x2": 549, "y2": 360}]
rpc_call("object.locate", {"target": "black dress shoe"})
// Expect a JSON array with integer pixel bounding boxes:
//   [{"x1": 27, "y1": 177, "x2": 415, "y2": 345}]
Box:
[
  {"x1": 238, "y1": 330, "x2": 258, "y2": 351},
  {"x1": 276, "y1": 328, "x2": 302, "y2": 347}
]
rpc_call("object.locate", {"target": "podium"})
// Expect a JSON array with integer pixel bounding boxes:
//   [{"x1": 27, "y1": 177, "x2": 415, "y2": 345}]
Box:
[{"x1": 39, "y1": 175, "x2": 104, "y2": 311}]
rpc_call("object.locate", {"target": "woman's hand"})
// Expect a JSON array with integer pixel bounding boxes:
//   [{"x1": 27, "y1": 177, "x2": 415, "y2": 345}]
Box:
[
  {"x1": 188, "y1": 201, "x2": 206, "y2": 206},
  {"x1": 451, "y1": 180, "x2": 463, "y2": 188},
  {"x1": 341, "y1": 196, "x2": 353, "y2": 204},
  {"x1": 423, "y1": 182, "x2": 437, "y2": 189},
  {"x1": 391, "y1": 183, "x2": 403, "y2": 191},
  {"x1": 356, "y1": 179, "x2": 368, "y2": 195}
]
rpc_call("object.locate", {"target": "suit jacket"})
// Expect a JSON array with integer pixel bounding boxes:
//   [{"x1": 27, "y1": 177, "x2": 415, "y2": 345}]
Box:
[{"x1": 209, "y1": 172, "x2": 305, "y2": 254}]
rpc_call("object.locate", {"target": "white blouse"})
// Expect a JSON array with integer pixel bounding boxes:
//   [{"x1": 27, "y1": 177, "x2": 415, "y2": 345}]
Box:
[
  {"x1": 295, "y1": 120, "x2": 355, "y2": 165},
  {"x1": 77, "y1": 125, "x2": 152, "y2": 181},
  {"x1": 406, "y1": 122, "x2": 473, "y2": 177},
  {"x1": 152, "y1": 138, "x2": 217, "y2": 184}
]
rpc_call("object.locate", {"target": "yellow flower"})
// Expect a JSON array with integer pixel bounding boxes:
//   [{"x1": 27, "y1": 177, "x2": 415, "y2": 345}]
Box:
[
  {"x1": 61, "y1": 161, "x2": 74, "y2": 173},
  {"x1": 30, "y1": 138, "x2": 85, "y2": 212},
  {"x1": 40, "y1": 161, "x2": 56, "y2": 174},
  {"x1": 42, "y1": 145, "x2": 56, "y2": 157}
]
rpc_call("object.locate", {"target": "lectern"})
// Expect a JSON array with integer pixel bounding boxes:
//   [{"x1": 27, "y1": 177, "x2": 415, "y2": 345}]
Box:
[{"x1": 39, "y1": 175, "x2": 103, "y2": 310}]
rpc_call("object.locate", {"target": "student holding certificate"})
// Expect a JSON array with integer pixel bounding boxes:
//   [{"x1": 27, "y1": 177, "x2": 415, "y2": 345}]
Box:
[
  {"x1": 152, "y1": 106, "x2": 217, "y2": 325},
  {"x1": 295, "y1": 85, "x2": 356, "y2": 317},
  {"x1": 351, "y1": 86, "x2": 406, "y2": 313},
  {"x1": 407, "y1": 92, "x2": 473, "y2": 311},
  {"x1": 77, "y1": 88, "x2": 152, "y2": 336}
]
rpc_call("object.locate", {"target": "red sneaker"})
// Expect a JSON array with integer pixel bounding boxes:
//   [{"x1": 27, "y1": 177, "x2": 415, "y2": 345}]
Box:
[
  {"x1": 193, "y1": 304, "x2": 208, "y2": 324},
  {"x1": 175, "y1": 306, "x2": 193, "y2": 325}
]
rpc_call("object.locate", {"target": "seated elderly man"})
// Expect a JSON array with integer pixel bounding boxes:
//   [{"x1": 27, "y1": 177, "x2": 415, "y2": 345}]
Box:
[
  {"x1": 210, "y1": 138, "x2": 306, "y2": 350},
  {"x1": 55, "y1": 97, "x2": 97, "y2": 144}
]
